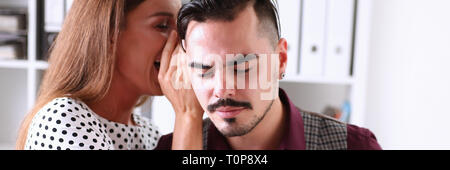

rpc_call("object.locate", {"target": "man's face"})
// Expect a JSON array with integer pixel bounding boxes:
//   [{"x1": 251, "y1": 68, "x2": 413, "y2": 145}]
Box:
[{"x1": 184, "y1": 6, "x2": 287, "y2": 137}]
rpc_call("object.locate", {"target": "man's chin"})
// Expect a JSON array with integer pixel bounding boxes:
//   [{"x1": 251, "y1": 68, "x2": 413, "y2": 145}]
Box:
[
  {"x1": 216, "y1": 121, "x2": 252, "y2": 137},
  {"x1": 213, "y1": 111, "x2": 267, "y2": 138},
  {"x1": 223, "y1": 118, "x2": 237, "y2": 123},
  {"x1": 219, "y1": 127, "x2": 251, "y2": 137}
]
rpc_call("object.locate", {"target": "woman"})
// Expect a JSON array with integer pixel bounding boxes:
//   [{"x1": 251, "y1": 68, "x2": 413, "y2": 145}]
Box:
[{"x1": 16, "y1": 0, "x2": 203, "y2": 150}]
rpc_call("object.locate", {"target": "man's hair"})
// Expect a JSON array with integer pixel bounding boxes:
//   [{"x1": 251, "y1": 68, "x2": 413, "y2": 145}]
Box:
[{"x1": 177, "y1": 0, "x2": 281, "y2": 50}]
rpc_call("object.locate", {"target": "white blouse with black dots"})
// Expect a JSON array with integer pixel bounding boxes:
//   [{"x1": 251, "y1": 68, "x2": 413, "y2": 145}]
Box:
[{"x1": 24, "y1": 97, "x2": 161, "y2": 150}]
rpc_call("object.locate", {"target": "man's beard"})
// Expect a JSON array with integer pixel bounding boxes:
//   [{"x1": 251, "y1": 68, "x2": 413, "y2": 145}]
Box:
[{"x1": 219, "y1": 99, "x2": 275, "y2": 137}]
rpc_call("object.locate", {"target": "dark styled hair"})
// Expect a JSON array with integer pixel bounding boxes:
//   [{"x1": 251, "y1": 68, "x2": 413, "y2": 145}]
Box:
[{"x1": 177, "y1": 0, "x2": 281, "y2": 50}]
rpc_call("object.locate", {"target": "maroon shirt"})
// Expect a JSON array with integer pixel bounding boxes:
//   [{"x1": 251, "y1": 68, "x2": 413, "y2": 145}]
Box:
[{"x1": 156, "y1": 89, "x2": 382, "y2": 150}]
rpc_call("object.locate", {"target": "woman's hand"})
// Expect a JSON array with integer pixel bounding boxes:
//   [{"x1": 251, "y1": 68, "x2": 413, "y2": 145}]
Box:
[{"x1": 158, "y1": 30, "x2": 204, "y2": 150}]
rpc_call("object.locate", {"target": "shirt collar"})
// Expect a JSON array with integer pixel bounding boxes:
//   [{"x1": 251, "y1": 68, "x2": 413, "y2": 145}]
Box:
[
  {"x1": 206, "y1": 88, "x2": 306, "y2": 150},
  {"x1": 278, "y1": 88, "x2": 306, "y2": 150}
]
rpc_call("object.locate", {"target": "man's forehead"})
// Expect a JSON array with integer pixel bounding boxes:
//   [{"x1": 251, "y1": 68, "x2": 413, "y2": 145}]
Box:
[
  {"x1": 185, "y1": 23, "x2": 269, "y2": 62},
  {"x1": 186, "y1": 24, "x2": 257, "y2": 55},
  {"x1": 189, "y1": 51, "x2": 258, "y2": 61}
]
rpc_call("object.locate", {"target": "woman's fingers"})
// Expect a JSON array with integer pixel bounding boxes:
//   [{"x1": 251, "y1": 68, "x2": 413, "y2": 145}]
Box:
[
  {"x1": 178, "y1": 47, "x2": 192, "y2": 88},
  {"x1": 159, "y1": 30, "x2": 178, "y2": 77}
]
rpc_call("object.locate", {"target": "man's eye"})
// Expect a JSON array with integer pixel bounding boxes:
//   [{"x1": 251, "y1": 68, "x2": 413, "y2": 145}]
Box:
[
  {"x1": 199, "y1": 68, "x2": 214, "y2": 78},
  {"x1": 199, "y1": 70, "x2": 214, "y2": 78}
]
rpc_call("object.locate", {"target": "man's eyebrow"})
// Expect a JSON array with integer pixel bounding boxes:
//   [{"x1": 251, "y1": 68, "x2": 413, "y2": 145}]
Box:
[
  {"x1": 189, "y1": 62, "x2": 213, "y2": 69},
  {"x1": 226, "y1": 54, "x2": 259, "y2": 66},
  {"x1": 189, "y1": 54, "x2": 258, "y2": 69},
  {"x1": 148, "y1": 12, "x2": 174, "y2": 18}
]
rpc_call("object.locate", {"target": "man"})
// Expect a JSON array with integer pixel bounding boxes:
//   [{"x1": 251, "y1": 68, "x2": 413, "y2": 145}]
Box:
[{"x1": 156, "y1": 0, "x2": 381, "y2": 150}]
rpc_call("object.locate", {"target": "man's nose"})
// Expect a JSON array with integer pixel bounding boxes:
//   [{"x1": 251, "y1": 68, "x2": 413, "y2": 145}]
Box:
[{"x1": 213, "y1": 68, "x2": 236, "y2": 99}]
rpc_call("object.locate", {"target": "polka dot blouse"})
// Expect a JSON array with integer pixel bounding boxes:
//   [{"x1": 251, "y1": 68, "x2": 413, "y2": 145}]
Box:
[{"x1": 24, "y1": 97, "x2": 161, "y2": 150}]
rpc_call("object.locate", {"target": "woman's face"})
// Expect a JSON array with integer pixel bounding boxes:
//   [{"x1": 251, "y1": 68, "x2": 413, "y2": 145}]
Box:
[{"x1": 115, "y1": 0, "x2": 181, "y2": 96}]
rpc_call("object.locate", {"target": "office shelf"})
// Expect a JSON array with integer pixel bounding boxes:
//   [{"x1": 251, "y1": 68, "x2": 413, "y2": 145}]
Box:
[{"x1": 0, "y1": 60, "x2": 28, "y2": 69}]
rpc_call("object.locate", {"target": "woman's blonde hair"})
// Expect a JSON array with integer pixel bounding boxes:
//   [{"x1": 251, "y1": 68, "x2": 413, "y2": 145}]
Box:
[{"x1": 16, "y1": 0, "x2": 146, "y2": 149}]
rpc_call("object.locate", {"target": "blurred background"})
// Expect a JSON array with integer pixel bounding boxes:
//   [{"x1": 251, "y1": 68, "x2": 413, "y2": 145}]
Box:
[{"x1": 0, "y1": 0, "x2": 449, "y2": 150}]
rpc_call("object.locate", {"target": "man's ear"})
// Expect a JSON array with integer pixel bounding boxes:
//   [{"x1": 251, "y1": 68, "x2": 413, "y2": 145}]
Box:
[{"x1": 276, "y1": 38, "x2": 288, "y2": 79}]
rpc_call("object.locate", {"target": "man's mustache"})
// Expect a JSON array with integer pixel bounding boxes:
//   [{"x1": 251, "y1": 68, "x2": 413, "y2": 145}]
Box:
[{"x1": 207, "y1": 98, "x2": 253, "y2": 113}]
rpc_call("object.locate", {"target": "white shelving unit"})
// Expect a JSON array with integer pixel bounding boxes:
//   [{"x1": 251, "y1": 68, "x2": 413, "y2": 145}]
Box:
[
  {"x1": 0, "y1": 60, "x2": 29, "y2": 69},
  {"x1": 0, "y1": 0, "x2": 49, "y2": 108},
  {"x1": 0, "y1": 0, "x2": 147, "y2": 149},
  {"x1": 276, "y1": 0, "x2": 372, "y2": 127},
  {"x1": 0, "y1": 0, "x2": 45, "y2": 149},
  {"x1": 0, "y1": 0, "x2": 65, "y2": 149}
]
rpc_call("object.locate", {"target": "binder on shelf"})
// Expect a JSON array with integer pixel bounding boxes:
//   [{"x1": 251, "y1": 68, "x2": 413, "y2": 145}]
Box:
[
  {"x1": 278, "y1": 0, "x2": 302, "y2": 78},
  {"x1": 65, "y1": 0, "x2": 74, "y2": 15},
  {"x1": 42, "y1": 0, "x2": 71, "y2": 60},
  {"x1": 299, "y1": 0, "x2": 327, "y2": 77},
  {"x1": 324, "y1": 0, "x2": 355, "y2": 78},
  {"x1": 0, "y1": 8, "x2": 27, "y2": 35},
  {"x1": 0, "y1": 44, "x2": 24, "y2": 60},
  {"x1": 44, "y1": 0, "x2": 65, "y2": 32},
  {"x1": 0, "y1": 34, "x2": 27, "y2": 60},
  {"x1": 40, "y1": 32, "x2": 58, "y2": 61}
]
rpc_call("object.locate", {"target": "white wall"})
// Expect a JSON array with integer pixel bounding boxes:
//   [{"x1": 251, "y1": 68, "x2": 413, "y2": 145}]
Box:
[{"x1": 365, "y1": 0, "x2": 450, "y2": 149}]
